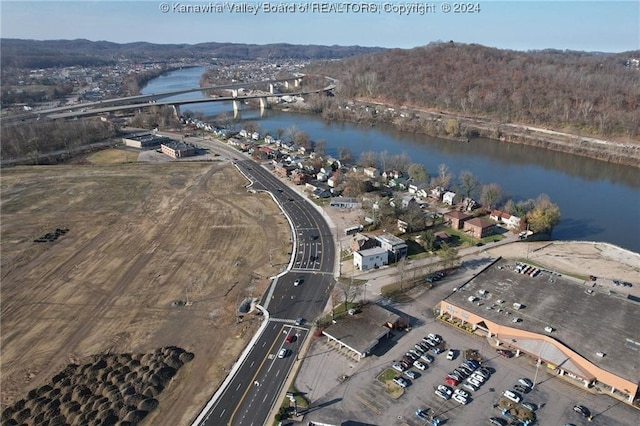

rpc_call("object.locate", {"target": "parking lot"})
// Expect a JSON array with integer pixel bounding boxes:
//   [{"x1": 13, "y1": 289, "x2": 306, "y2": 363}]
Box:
[{"x1": 294, "y1": 276, "x2": 640, "y2": 426}]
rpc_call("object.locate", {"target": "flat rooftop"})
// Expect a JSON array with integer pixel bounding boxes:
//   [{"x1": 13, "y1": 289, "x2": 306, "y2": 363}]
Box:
[
  {"x1": 444, "y1": 258, "x2": 640, "y2": 383},
  {"x1": 322, "y1": 304, "x2": 400, "y2": 356}
]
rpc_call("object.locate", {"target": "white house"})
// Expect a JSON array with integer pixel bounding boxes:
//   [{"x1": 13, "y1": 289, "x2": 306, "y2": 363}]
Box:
[
  {"x1": 364, "y1": 167, "x2": 380, "y2": 178},
  {"x1": 354, "y1": 247, "x2": 388, "y2": 271},
  {"x1": 490, "y1": 210, "x2": 522, "y2": 230},
  {"x1": 430, "y1": 186, "x2": 445, "y2": 200},
  {"x1": 443, "y1": 191, "x2": 458, "y2": 206}
]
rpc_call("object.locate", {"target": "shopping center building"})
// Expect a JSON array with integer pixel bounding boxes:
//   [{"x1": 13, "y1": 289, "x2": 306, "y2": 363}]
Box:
[{"x1": 438, "y1": 258, "x2": 639, "y2": 405}]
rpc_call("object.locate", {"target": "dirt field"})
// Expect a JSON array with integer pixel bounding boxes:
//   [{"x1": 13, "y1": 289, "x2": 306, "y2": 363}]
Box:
[{"x1": 0, "y1": 158, "x2": 291, "y2": 424}]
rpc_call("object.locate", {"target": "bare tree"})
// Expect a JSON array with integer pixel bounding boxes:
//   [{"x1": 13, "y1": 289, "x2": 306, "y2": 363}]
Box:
[
  {"x1": 480, "y1": 183, "x2": 504, "y2": 210},
  {"x1": 359, "y1": 151, "x2": 378, "y2": 168},
  {"x1": 337, "y1": 146, "x2": 354, "y2": 163},
  {"x1": 434, "y1": 163, "x2": 453, "y2": 189},
  {"x1": 458, "y1": 170, "x2": 480, "y2": 199}
]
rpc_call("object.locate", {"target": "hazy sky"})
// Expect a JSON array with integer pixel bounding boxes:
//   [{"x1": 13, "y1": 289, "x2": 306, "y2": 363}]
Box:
[{"x1": 1, "y1": 1, "x2": 638, "y2": 52}]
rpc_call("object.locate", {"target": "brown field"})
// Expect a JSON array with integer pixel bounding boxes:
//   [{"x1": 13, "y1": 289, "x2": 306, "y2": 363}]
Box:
[{"x1": 0, "y1": 160, "x2": 291, "y2": 424}]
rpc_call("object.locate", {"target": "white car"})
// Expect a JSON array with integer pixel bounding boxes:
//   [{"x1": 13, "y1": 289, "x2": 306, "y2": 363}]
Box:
[
  {"x1": 454, "y1": 388, "x2": 469, "y2": 399},
  {"x1": 446, "y1": 350, "x2": 455, "y2": 360},
  {"x1": 503, "y1": 390, "x2": 522, "y2": 403},
  {"x1": 470, "y1": 372, "x2": 486, "y2": 383},
  {"x1": 392, "y1": 363, "x2": 405, "y2": 372},
  {"x1": 463, "y1": 382, "x2": 479, "y2": 392},
  {"x1": 393, "y1": 377, "x2": 408, "y2": 388},
  {"x1": 293, "y1": 278, "x2": 301, "y2": 286},
  {"x1": 413, "y1": 360, "x2": 427, "y2": 370},
  {"x1": 452, "y1": 393, "x2": 469, "y2": 404},
  {"x1": 421, "y1": 354, "x2": 434, "y2": 363},
  {"x1": 403, "y1": 370, "x2": 417, "y2": 379},
  {"x1": 437, "y1": 384, "x2": 453, "y2": 396},
  {"x1": 277, "y1": 348, "x2": 288, "y2": 358},
  {"x1": 467, "y1": 377, "x2": 482, "y2": 388}
]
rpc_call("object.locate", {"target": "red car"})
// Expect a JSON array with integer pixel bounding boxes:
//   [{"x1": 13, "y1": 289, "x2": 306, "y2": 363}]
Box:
[
  {"x1": 444, "y1": 376, "x2": 459, "y2": 386},
  {"x1": 285, "y1": 334, "x2": 296, "y2": 343}
]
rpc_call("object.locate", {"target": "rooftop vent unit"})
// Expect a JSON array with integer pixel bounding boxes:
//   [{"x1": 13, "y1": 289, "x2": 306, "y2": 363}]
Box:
[
  {"x1": 596, "y1": 352, "x2": 606, "y2": 357},
  {"x1": 544, "y1": 326, "x2": 554, "y2": 333},
  {"x1": 478, "y1": 289, "x2": 488, "y2": 296},
  {"x1": 513, "y1": 303, "x2": 522, "y2": 310}
]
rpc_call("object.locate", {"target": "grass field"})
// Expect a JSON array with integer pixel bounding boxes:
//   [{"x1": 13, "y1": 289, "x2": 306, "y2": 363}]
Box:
[{"x1": 0, "y1": 161, "x2": 291, "y2": 424}]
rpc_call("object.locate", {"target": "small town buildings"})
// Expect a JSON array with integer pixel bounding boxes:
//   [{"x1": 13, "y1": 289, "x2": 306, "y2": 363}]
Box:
[
  {"x1": 375, "y1": 234, "x2": 408, "y2": 262},
  {"x1": 363, "y1": 167, "x2": 380, "y2": 178},
  {"x1": 430, "y1": 186, "x2": 445, "y2": 201},
  {"x1": 443, "y1": 191, "x2": 458, "y2": 206},
  {"x1": 490, "y1": 210, "x2": 522, "y2": 230},
  {"x1": 160, "y1": 141, "x2": 196, "y2": 159},
  {"x1": 350, "y1": 233, "x2": 377, "y2": 253},
  {"x1": 329, "y1": 197, "x2": 361, "y2": 209},
  {"x1": 122, "y1": 132, "x2": 172, "y2": 149},
  {"x1": 321, "y1": 304, "x2": 404, "y2": 361},
  {"x1": 354, "y1": 247, "x2": 388, "y2": 271},
  {"x1": 444, "y1": 210, "x2": 471, "y2": 230},
  {"x1": 463, "y1": 216, "x2": 495, "y2": 239}
]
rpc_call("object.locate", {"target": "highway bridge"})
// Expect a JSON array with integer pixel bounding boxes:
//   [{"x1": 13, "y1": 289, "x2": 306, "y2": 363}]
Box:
[
  {"x1": 2, "y1": 75, "x2": 337, "y2": 123},
  {"x1": 45, "y1": 84, "x2": 336, "y2": 120}
]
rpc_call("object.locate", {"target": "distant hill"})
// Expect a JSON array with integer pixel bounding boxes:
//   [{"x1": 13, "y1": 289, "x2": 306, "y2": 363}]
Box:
[
  {"x1": 0, "y1": 39, "x2": 385, "y2": 68},
  {"x1": 308, "y1": 42, "x2": 640, "y2": 138}
]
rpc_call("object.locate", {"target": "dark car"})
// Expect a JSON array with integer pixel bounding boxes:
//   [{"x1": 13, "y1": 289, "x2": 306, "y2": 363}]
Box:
[
  {"x1": 497, "y1": 349, "x2": 514, "y2": 358},
  {"x1": 489, "y1": 417, "x2": 507, "y2": 426},
  {"x1": 573, "y1": 405, "x2": 590, "y2": 417}
]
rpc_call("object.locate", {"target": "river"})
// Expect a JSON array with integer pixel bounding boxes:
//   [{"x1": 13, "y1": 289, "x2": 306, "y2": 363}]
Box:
[{"x1": 142, "y1": 67, "x2": 640, "y2": 254}]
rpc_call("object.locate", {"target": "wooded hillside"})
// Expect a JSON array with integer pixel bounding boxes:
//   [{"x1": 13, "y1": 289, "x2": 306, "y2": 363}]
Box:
[{"x1": 309, "y1": 42, "x2": 640, "y2": 139}]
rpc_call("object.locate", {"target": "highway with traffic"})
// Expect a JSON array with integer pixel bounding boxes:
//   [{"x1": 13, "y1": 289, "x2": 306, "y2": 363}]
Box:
[{"x1": 192, "y1": 143, "x2": 336, "y2": 426}]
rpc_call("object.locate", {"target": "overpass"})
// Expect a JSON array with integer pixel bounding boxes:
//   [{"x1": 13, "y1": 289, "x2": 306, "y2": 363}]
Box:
[
  {"x1": 46, "y1": 84, "x2": 335, "y2": 120},
  {"x1": 3, "y1": 75, "x2": 307, "y2": 123}
]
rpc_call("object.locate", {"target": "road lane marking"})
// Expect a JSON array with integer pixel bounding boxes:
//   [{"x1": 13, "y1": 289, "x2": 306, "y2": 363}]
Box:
[{"x1": 227, "y1": 325, "x2": 285, "y2": 425}]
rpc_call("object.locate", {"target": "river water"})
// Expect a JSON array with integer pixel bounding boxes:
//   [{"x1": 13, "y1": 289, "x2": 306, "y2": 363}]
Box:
[{"x1": 142, "y1": 67, "x2": 640, "y2": 253}]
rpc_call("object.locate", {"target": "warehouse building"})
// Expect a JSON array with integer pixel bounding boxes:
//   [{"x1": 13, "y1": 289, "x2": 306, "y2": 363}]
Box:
[{"x1": 438, "y1": 258, "x2": 639, "y2": 405}]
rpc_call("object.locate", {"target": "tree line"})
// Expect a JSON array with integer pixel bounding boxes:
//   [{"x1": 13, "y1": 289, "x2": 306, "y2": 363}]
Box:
[{"x1": 308, "y1": 42, "x2": 640, "y2": 139}]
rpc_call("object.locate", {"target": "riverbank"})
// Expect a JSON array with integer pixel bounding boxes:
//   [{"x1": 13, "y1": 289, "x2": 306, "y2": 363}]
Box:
[{"x1": 285, "y1": 97, "x2": 640, "y2": 167}]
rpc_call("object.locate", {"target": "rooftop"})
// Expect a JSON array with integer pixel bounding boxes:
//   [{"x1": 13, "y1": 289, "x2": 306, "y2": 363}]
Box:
[
  {"x1": 357, "y1": 246, "x2": 388, "y2": 257},
  {"x1": 375, "y1": 233, "x2": 406, "y2": 247},
  {"x1": 443, "y1": 258, "x2": 640, "y2": 383},
  {"x1": 322, "y1": 304, "x2": 400, "y2": 356}
]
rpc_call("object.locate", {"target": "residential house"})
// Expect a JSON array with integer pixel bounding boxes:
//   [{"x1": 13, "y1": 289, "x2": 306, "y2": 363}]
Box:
[
  {"x1": 350, "y1": 233, "x2": 377, "y2": 253},
  {"x1": 313, "y1": 187, "x2": 332, "y2": 199},
  {"x1": 364, "y1": 167, "x2": 380, "y2": 179},
  {"x1": 490, "y1": 210, "x2": 522, "y2": 230},
  {"x1": 444, "y1": 210, "x2": 471, "y2": 230},
  {"x1": 430, "y1": 186, "x2": 445, "y2": 201},
  {"x1": 274, "y1": 162, "x2": 295, "y2": 178},
  {"x1": 443, "y1": 191, "x2": 458, "y2": 206},
  {"x1": 327, "y1": 172, "x2": 343, "y2": 188},
  {"x1": 292, "y1": 170, "x2": 312, "y2": 185},
  {"x1": 463, "y1": 217, "x2": 495, "y2": 239}
]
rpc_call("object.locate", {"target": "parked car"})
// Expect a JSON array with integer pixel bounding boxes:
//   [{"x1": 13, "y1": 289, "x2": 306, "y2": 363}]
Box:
[
  {"x1": 470, "y1": 373, "x2": 486, "y2": 383},
  {"x1": 514, "y1": 384, "x2": 530, "y2": 394},
  {"x1": 446, "y1": 350, "x2": 455, "y2": 360},
  {"x1": 453, "y1": 393, "x2": 469, "y2": 404},
  {"x1": 293, "y1": 278, "x2": 302, "y2": 286},
  {"x1": 392, "y1": 363, "x2": 406, "y2": 372},
  {"x1": 421, "y1": 354, "x2": 434, "y2": 363},
  {"x1": 573, "y1": 405, "x2": 590, "y2": 417},
  {"x1": 413, "y1": 360, "x2": 427, "y2": 370},
  {"x1": 285, "y1": 334, "x2": 295, "y2": 343},
  {"x1": 295, "y1": 317, "x2": 305, "y2": 326},
  {"x1": 409, "y1": 349, "x2": 423, "y2": 359},
  {"x1": 489, "y1": 418, "x2": 507, "y2": 426},
  {"x1": 467, "y1": 377, "x2": 482, "y2": 388},
  {"x1": 503, "y1": 390, "x2": 522, "y2": 403},
  {"x1": 465, "y1": 359, "x2": 480, "y2": 369},
  {"x1": 454, "y1": 388, "x2": 469, "y2": 399},
  {"x1": 404, "y1": 370, "x2": 418, "y2": 379},
  {"x1": 406, "y1": 352, "x2": 419, "y2": 361},
  {"x1": 463, "y1": 382, "x2": 479, "y2": 392},
  {"x1": 432, "y1": 347, "x2": 443, "y2": 355},
  {"x1": 497, "y1": 349, "x2": 514, "y2": 358},
  {"x1": 435, "y1": 385, "x2": 452, "y2": 400},
  {"x1": 415, "y1": 343, "x2": 427, "y2": 353},
  {"x1": 518, "y1": 378, "x2": 533, "y2": 388},
  {"x1": 428, "y1": 333, "x2": 442, "y2": 343},
  {"x1": 444, "y1": 376, "x2": 459, "y2": 386},
  {"x1": 416, "y1": 408, "x2": 429, "y2": 419},
  {"x1": 278, "y1": 348, "x2": 289, "y2": 358},
  {"x1": 393, "y1": 377, "x2": 409, "y2": 388},
  {"x1": 521, "y1": 402, "x2": 537, "y2": 411}
]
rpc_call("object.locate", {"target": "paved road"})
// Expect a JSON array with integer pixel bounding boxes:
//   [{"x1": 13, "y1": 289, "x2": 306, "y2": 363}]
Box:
[{"x1": 193, "y1": 146, "x2": 336, "y2": 426}]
